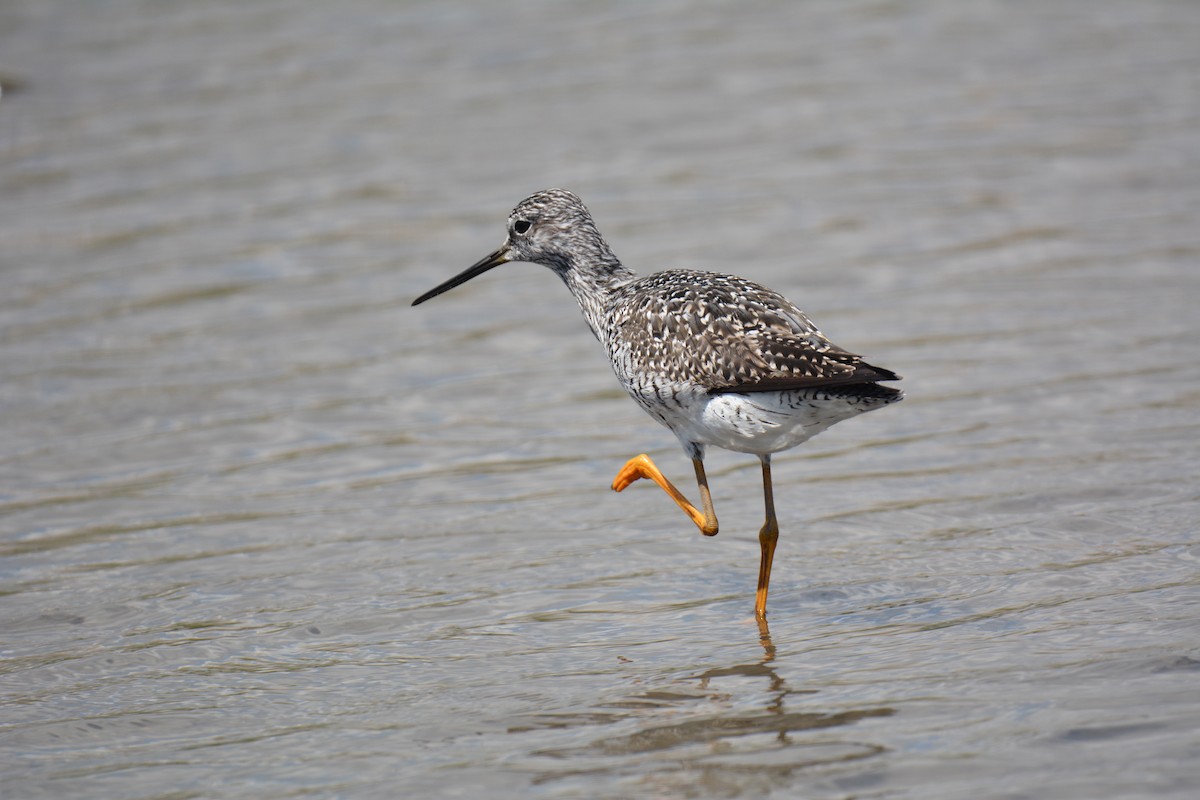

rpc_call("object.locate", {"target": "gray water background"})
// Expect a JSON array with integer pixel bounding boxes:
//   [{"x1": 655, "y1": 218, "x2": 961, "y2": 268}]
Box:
[{"x1": 2, "y1": 1, "x2": 1198, "y2": 797}]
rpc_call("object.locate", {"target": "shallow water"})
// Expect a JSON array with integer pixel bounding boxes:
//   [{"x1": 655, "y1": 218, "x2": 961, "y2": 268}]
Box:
[{"x1": 2, "y1": 1, "x2": 1199, "y2": 797}]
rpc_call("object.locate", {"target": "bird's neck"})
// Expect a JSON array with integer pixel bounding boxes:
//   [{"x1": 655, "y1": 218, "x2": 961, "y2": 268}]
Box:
[{"x1": 559, "y1": 252, "x2": 636, "y2": 342}]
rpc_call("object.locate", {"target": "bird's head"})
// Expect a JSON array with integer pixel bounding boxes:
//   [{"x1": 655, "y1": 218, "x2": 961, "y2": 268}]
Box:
[{"x1": 412, "y1": 189, "x2": 607, "y2": 306}]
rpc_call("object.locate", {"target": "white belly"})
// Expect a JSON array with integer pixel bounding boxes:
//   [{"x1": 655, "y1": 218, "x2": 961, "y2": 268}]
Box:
[{"x1": 634, "y1": 388, "x2": 880, "y2": 456}]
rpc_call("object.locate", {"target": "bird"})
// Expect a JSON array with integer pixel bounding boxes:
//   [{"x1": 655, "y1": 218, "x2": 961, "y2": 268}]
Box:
[{"x1": 412, "y1": 189, "x2": 902, "y2": 619}]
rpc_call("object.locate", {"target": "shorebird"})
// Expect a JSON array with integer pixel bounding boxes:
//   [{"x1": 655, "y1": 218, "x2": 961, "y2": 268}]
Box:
[{"x1": 412, "y1": 189, "x2": 902, "y2": 618}]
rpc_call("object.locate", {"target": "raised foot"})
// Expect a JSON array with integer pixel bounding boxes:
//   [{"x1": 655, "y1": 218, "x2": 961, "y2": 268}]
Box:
[
  {"x1": 610, "y1": 453, "x2": 717, "y2": 536},
  {"x1": 611, "y1": 453, "x2": 657, "y2": 493}
]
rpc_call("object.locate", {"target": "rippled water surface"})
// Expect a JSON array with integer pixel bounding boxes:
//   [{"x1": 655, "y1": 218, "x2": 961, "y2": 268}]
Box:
[{"x1": 3, "y1": 2, "x2": 1199, "y2": 797}]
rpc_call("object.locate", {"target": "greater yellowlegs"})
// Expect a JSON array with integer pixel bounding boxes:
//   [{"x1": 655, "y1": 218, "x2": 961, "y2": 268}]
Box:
[{"x1": 412, "y1": 189, "x2": 902, "y2": 618}]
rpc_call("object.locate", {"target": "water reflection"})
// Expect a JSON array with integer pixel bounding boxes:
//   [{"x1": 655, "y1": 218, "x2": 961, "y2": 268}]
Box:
[
  {"x1": 758, "y1": 616, "x2": 774, "y2": 664},
  {"x1": 525, "y1": 619, "x2": 893, "y2": 788}
]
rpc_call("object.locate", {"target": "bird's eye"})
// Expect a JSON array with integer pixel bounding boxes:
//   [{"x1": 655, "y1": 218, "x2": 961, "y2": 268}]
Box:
[{"x1": 513, "y1": 220, "x2": 531, "y2": 235}]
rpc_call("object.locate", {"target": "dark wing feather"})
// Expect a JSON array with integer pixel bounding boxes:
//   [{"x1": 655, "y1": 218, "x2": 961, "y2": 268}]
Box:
[{"x1": 612, "y1": 270, "x2": 900, "y2": 395}]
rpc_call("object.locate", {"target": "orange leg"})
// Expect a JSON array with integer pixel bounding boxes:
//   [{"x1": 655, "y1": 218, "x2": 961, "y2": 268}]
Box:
[
  {"x1": 611, "y1": 454, "x2": 718, "y2": 536},
  {"x1": 754, "y1": 455, "x2": 779, "y2": 619}
]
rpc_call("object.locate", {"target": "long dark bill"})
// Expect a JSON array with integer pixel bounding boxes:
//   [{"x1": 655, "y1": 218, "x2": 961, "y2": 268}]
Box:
[{"x1": 411, "y1": 247, "x2": 510, "y2": 306}]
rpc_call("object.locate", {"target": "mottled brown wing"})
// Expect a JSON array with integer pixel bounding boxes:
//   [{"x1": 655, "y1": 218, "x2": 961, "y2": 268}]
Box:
[{"x1": 615, "y1": 270, "x2": 900, "y2": 394}]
